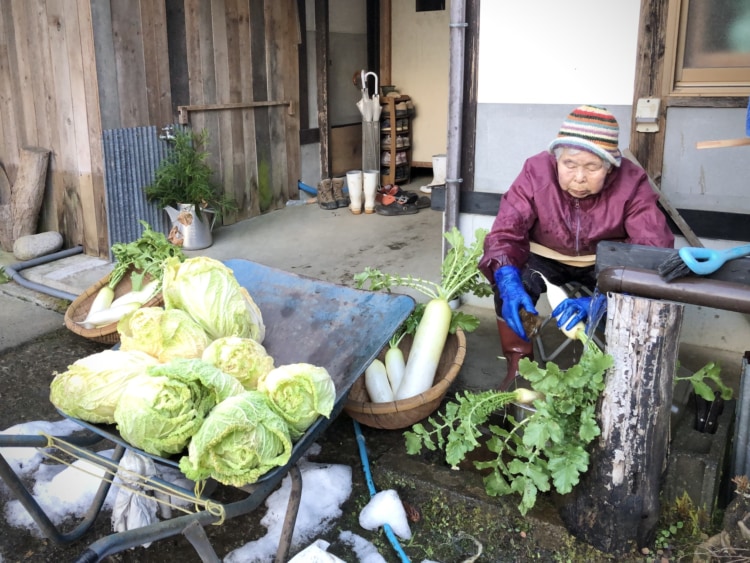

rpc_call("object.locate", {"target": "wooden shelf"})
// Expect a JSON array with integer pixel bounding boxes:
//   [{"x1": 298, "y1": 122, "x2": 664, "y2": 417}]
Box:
[{"x1": 380, "y1": 96, "x2": 413, "y2": 185}]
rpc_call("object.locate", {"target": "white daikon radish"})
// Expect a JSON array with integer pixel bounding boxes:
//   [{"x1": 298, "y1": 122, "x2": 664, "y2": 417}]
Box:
[
  {"x1": 78, "y1": 302, "x2": 142, "y2": 329},
  {"x1": 539, "y1": 273, "x2": 585, "y2": 341},
  {"x1": 109, "y1": 279, "x2": 159, "y2": 309},
  {"x1": 384, "y1": 335, "x2": 407, "y2": 395},
  {"x1": 365, "y1": 359, "x2": 394, "y2": 403},
  {"x1": 85, "y1": 286, "x2": 115, "y2": 319},
  {"x1": 394, "y1": 298, "x2": 452, "y2": 401}
]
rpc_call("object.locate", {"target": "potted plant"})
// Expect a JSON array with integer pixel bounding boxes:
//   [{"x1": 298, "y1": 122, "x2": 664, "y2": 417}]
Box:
[{"x1": 144, "y1": 128, "x2": 236, "y2": 250}]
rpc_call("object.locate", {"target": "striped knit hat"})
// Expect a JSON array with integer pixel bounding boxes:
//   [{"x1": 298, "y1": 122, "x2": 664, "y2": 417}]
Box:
[{"x1": 549, "y1": 105, "x2": 622, "y2": 167}]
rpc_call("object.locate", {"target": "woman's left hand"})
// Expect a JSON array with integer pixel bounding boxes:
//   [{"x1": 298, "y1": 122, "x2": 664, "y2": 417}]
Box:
[{"x1": 552, "y1": 296, "x2": 591, "y2": 331}]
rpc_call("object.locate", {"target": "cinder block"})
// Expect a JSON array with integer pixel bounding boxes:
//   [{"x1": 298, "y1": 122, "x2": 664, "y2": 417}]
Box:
[{"x1": 664, "y1": 397, "x2": 735, "y2": 515}]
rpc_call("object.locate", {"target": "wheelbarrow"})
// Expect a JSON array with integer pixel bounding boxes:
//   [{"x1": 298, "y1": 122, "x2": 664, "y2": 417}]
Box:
[{"x1": 0, "y1": 259, "x2": 415, "y2": 562}]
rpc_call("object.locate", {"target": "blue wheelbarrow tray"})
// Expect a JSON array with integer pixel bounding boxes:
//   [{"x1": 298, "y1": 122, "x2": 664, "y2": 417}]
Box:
[{"x1": 0, "y1": 259, "x2": 415, "y2": 562}]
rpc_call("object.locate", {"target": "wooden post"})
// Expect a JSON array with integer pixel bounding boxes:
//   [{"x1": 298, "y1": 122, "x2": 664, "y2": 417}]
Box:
[
  {"x1": 559, "y1": 293, "x2": 684, "y2": 554},
  {"x1": 0, "y1": 147, "x2": 51, "y2": 252},
  {"x1": 10, "y1": 147, "x2": 51, "y2": 242}
]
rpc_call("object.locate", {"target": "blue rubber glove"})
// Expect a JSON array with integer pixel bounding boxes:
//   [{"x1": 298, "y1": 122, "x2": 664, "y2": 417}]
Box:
[
  {"x1": 494, "y1": 266, "x2": 537, "y2": 341},
  {"x1": 551, "y1": 296, "x2": 592, "y2": 331}
]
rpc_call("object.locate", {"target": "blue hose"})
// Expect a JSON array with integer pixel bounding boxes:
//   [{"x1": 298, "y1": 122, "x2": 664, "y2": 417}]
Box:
[
  {"x1": 352, "y1": 419, "x2": 411, "y2": 563},
  {"x1": 298, "y1": 180, "x2": 317, "y2": 195}
]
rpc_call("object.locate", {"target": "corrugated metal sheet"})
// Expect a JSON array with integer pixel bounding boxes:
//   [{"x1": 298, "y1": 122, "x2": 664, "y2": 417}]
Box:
[{"x1": 102, "y1": 126, "x2": 171, "y2": 256}]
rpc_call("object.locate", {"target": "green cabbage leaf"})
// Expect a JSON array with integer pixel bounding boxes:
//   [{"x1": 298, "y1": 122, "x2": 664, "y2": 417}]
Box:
[
  {"x1": 201, "y1": 336, "x2": 275, "y2": 390},
  {"x1": 118, "y1": 306, "x2": 211, "y2": 362},
  {"x1": 114, "y1": 359, "x2": 244, "y2": 456},
  {"x1": 162, "y1": 256, "x2": 265, "y2": 342},
  {"x1": 257, "y1": 363, "x2": 336, "y2": 440},
  {"x1": 50, "y1": 350, "x2": 160, "y2": 424},
  {"x1": 179, "y1": 390, "x2": 293, "y2": 486}
]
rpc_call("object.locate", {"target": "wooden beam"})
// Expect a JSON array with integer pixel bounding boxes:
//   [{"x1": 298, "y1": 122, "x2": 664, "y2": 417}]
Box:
[
  {"x1": 696, "y1": 137, "x2": 750, "y2": 150},
  {"x1": 379, "y1": 0, "x2": 391, "y2": 86},
  {"x1": 629, "y1": 0, "x2": 669, "y2": 182},
  {"x1": 315, "y1": 0, "x2": 330, "y2": 179},
  {"x1": 177, "y1": 100, "x2": 294, "y2": 125}
]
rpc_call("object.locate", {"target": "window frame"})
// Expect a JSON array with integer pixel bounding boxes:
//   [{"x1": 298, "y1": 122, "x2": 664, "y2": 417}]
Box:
[{"x1": 664, "y1": 0, "x2": 750, "y2": 97}]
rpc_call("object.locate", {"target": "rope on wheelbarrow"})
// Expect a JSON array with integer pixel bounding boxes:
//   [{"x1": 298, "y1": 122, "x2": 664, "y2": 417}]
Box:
[
  {"x1": 353, "y1": 419, "x2": 411, "y2": 563},
  {"x1": 41, "y1": 433, "x2": 226, "y2": 523}
]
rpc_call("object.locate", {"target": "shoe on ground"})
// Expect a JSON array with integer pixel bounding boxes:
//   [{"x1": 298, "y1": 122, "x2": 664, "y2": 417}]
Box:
[
  {"x1": 331, "y1": 177, "x2": 349, "y2": 208},
  {"x1": 375, "y1": 197, "x2": 419, "y2": 216},
  {"x1": 402, "y1": 191, "x2": 430, "y2": 209},
  {"x1": 317, "y1": 179, "x2": 337, "y2": 210},
  {"x1": 420, "y1": 185, "x2": 432, "y2": 194}
]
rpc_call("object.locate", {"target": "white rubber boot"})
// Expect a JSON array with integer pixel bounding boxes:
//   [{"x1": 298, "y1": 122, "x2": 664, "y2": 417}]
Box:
[
  {"x1": 421, "y1": 154, "x2": 447, "y2": 194},
  {"x1": 346, "y1": 170, "x2": 363, "y2": 214},
  {"x1": 363, "y1": 170, "x2": 379, "y2": 214}
]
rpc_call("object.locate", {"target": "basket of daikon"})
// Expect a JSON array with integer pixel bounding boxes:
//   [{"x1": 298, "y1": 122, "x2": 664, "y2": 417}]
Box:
[
  {"x1": 64, "y1": 268, "x2": 164, "y2": 344},
  {"x1": 64, "y1": 221, "x2": 184, "y2": 344},
  {"x1": 344, "y1": 327, "x2": 466, "y2": 430}
]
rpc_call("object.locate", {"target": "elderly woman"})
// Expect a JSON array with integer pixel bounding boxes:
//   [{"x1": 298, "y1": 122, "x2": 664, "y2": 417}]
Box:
[{"x1": 478, "y1": 105, "x2": 674, "y2": 390}]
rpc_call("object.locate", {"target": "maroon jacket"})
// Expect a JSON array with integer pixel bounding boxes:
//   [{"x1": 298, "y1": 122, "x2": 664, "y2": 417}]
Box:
[{"x1": 479, "y1": 151, "x2": 674, "y2": 281}]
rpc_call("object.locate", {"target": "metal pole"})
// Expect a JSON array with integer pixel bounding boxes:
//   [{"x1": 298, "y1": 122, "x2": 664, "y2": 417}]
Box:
[{"x1": 444, "y1": 0, "x2": 467, "y2": 253}]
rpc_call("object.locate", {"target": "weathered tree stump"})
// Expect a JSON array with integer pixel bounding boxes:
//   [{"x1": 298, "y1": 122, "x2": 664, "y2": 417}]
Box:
[
  {"x1": 0, "y1": 148, "x2": 50, "y2": 252},
  {"x1": 559, "y1": 292, "x2": 684, "y2": 554}
]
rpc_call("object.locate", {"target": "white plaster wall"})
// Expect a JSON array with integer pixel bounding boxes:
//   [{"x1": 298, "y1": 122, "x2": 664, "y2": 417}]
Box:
[
  {"x1": 478, "y1": 1, "x2": 640, "y2": 105},
  {"x1": 473, "y1": 1, "x2": 640, "y2": 191}
]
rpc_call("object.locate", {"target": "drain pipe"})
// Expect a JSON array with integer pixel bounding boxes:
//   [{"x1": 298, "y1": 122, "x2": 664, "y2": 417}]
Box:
[
  {"x1": 597, "y1": 267, "x2": 750, "y2": 314},
  {"x1": 443, "y1": 0, "x2": 467, "y2": 247},
  {"x1": 3, "y1": 246, "x2": 84, "y2": 301}
]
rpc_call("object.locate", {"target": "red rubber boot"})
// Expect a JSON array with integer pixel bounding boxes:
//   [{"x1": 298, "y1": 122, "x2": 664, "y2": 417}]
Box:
[{"x1": 497, "y1": 318, "x2": 534, "y2": 391}]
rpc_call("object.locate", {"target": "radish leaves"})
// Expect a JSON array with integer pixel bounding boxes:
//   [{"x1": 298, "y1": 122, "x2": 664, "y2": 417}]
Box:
[{"x1": 405, "y1": 342, "x2": 614, "y2": 516}]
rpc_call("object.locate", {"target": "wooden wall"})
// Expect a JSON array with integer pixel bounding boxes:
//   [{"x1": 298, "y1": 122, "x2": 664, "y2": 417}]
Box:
[
  {"x1": 0, "y1": 0, "x2": 301, "y2": 258},
  {"x1": 0, "y1": 0, "x2": 108, "y2": 256},
  {"x1": 182, "y1": 0, "x2": 301, "y2": 220},
  {"x1": 92, "y1": 0, "x2": 173, "y2": 130}
]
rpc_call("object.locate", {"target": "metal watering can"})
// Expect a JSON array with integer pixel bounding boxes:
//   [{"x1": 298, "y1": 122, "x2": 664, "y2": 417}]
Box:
[{"x1": 163, "y1": 204, "x2": 216, "y2": 250}]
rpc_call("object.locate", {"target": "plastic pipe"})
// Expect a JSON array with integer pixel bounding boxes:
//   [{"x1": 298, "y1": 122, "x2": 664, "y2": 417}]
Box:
[
  {"x1": 298, "y1": 180, "x2": 317, "y2": 196},
  {"x1": 352, "y1": 419, "x2": 411, "y2": 563},
  {"x1": 597, "y1": 266, "x2": 750, "y2": 314},
  {"x1": 4, "y1": 245, "x2": 84, "y2": 301}
]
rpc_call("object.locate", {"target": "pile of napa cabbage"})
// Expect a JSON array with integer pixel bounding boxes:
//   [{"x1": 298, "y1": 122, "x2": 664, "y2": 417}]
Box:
[{"x1": 50, "y1": 256, "x2": 336, "y2": 486}]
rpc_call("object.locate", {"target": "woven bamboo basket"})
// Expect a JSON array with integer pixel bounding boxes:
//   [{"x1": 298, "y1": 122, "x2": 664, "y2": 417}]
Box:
[
  {"x1": 344, "y1": 327, "x2": 466, "y2": 430},
  {"x1": 64, "y1": 268, "x2": 163, "y2": 345}
]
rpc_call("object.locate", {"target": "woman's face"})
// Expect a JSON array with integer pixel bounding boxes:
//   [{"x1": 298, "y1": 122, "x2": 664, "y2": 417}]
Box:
[{"x1": 556, "y1": 148, "x2": 609, "y2": 198}]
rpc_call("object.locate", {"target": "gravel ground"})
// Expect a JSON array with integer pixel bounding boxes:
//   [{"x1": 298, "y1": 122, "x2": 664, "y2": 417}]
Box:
[{"x1": 3, "y1": 328, "x2": 748, "y2": 563}]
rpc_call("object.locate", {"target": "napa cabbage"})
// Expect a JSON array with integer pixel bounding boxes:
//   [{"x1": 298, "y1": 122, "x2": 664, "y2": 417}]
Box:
[
  {"x1": 201, "y1": 336, "x2": 275, "y2": 390},
  {"x1": 161, "y1": 256, "x2": 265, "y2": 342},
  {"x1": 257, "y1": 363, "x2": 336, "y2": 440},
  {"x1": 114, "y1": 358, "x2": 244, "y2": 457},
  {"x1": 118, "y1": 306, "x2": 211, "y2": 362},
  {"x1": 50, "y1": 350, "x2": 160, "y2": 424},
  {"x1": 179, "y1": 390, "x2": 293, "y2": 487}
]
